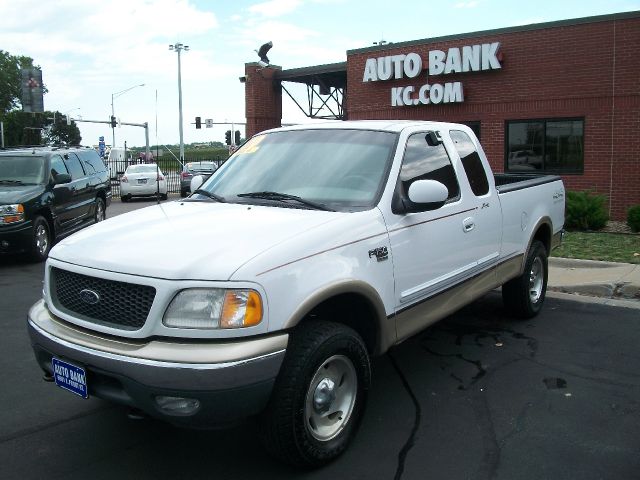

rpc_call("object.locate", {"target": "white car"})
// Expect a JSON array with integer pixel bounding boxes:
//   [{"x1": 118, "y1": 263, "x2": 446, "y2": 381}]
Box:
[{"x1": 120, "y1": 164, "x2": 168, "y2": 201}]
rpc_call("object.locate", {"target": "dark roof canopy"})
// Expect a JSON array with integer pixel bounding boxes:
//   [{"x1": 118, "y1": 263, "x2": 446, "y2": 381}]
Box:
[{"x1": 275, "y1": 62, "x2": 347, "y2": 89}]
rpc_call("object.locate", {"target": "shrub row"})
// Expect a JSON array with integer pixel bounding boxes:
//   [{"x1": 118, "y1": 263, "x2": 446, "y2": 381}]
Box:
[{"x1": 565, "y1": 190, "x2": 640, "y2": 232}]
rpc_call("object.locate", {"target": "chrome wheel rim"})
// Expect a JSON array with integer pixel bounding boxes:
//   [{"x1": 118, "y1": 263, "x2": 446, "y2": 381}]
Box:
[
  {"x1": 529, "y1": 257, "x2": 544, "y2": 304},
  {"x1": 305, "y1": 354, "x2": 357, "y2": 441},
  {"x1": 95, "y1": 201, "x2": 105, "y2": 222},
  {"x1": 35, "y1": 224, "x2": 48, "y2": 255}
]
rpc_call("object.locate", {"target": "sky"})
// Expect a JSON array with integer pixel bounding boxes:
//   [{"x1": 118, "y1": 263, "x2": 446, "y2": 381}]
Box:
[{"x1": 1, "y1": 0, "x2": 638, "y2": 150}]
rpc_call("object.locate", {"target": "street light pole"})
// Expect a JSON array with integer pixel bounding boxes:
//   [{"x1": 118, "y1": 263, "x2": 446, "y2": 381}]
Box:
[
  {"x1": 169, "y1": 42, "x2": 189, "y2": 164},
  {"x1": 111, "y1": 83, "x2": 145, "y2": 148}
]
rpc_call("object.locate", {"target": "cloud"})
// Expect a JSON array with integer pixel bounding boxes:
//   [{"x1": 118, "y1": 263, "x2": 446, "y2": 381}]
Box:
[{"x1": 248, "y1": 0, "x2": 303, "y2": 17}]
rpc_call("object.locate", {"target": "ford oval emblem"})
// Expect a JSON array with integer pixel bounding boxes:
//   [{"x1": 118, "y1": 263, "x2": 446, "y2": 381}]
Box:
[{"x1": 79, "y1": 289, "x2": 100, "y2": 305}]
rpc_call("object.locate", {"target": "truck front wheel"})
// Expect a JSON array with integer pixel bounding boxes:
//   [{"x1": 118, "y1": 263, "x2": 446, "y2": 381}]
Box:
[
  {"x1": 502, "y1": 240, "x2": 548, "y2": 318},
  {"x1": 260, "y1": 321, "x2": 371, "y2": 468}
]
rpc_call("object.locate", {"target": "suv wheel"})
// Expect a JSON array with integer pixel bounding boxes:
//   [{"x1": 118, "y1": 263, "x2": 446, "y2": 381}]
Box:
[
  {"x1": 260, "y1": 321, "x2": 371, "y2": 467},
  {"x1": 180, "y1": 189, "x2": 188, "y2": 198},
  {"x1": 30, "y1": 216, "x2": 51, "y2": 262},
  {"x1": 94, "y1": 198, "x2": 106, "y2": 222}
]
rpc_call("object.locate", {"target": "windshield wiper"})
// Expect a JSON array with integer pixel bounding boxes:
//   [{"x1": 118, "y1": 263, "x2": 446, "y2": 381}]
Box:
[
  {"x1": 237, "y1": 191, "x2": 334, "y2": 211},
  {"x1": 0, "y1": 180, "x2": 25, "y2": 185},
  {"x1": 191, "y1": 189, "x2": 225, "y2": 202}
]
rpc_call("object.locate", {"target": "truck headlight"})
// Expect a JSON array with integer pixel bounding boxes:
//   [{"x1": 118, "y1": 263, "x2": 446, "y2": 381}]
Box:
[
  {"x1": 0, "y1": 204, "x2": 25, "y2": 224},
  {"x1": 163, "y1": 288, "x2": 263, "y2": 329}
]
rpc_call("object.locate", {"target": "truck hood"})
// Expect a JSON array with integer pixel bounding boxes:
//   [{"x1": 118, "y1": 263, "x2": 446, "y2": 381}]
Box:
[
  {"x1": 50, "y1": 200, "x2": 342, "y2": 280},
  {"x1": 0, "y1": 184, "x2": 44, "y2": 204}
]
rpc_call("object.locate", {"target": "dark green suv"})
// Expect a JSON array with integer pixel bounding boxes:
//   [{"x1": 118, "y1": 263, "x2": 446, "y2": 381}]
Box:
[{"x1": 0, "y1": 147, "x2": 111, "y2": 261}]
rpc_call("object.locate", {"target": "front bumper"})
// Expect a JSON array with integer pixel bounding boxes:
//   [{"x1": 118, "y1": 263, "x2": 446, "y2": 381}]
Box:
[
  {"x1": 28, "y1": 300, "x2": 288, "y2": 428},
  {"x1": 0, "y1": 220, "x2": 34, "y2": 254}
]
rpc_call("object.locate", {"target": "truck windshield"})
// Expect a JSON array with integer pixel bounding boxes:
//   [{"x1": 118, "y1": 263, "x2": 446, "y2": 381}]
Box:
[
  {"x1": 199, "y1": 129, "x2": 397, "y2": 211},
  {"x1": 0, "y1": 156, "x2": 46, "y2": 185}
]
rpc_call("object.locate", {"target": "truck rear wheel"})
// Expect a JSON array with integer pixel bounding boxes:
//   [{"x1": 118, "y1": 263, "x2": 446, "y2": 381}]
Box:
[
  {"x1": 502, "y1": 240, "x2": 548, "y2": 318},
  {"x1": 260, "y1": 321, "x2": 371, "y2": 468}
]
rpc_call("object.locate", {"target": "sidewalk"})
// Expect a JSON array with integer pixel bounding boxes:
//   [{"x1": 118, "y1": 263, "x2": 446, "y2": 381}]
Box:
[{"x1": 548, "y1": 257, "x2": 640, "y2": 307}]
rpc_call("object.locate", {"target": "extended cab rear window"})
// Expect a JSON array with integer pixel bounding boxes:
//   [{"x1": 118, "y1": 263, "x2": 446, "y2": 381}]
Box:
[{"x1": 450, "y1": 130, "x2": 489, "y2": 197}]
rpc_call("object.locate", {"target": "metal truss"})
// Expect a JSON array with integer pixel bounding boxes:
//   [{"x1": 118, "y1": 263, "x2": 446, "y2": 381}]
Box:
[{"x1": 280, "y1": 80, "x2": 346, "y2": 120}]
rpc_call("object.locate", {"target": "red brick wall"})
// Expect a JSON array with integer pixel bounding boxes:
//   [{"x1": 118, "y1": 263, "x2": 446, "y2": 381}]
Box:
[
  {"x1": 244, "y1": 16, "x2": 639, "y2": 220},
  {"x1": 346, "y1": 16, "x2": 640, "y2": 220},
  {"x1": 244, "y1": 63, "x2": 282, "y2": 138}
]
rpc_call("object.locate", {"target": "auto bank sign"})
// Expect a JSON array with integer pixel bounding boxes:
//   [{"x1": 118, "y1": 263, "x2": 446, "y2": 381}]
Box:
[{"x1": 362, "y1": 42, "x2": 502, "y2": 107}]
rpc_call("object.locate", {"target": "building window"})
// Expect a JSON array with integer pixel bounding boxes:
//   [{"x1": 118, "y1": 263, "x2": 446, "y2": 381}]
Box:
[{"x1": 505, "y1": 118, "x2": 584, "y2": 173}]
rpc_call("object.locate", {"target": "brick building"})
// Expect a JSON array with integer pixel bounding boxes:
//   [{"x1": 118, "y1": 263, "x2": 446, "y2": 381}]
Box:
[{"x1": 244, "y1": 11, "x2": 639, "y2": 220}]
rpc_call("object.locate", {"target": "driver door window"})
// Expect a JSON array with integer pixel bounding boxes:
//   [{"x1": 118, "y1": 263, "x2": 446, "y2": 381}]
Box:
[{"x1": 399, "y1": 133, "x2": 460, "y2": 203}]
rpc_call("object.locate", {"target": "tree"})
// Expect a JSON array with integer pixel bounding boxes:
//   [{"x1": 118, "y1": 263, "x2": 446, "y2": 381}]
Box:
[
  {"x1": 43, "y1": 112, "x2": 82, "y2": 145},
  {"x1": 2, "y1": 110, "x2": 81, "y2": 147},
  {"x1": 0, "y1": 50, "x2": 46, "y2": 115}
]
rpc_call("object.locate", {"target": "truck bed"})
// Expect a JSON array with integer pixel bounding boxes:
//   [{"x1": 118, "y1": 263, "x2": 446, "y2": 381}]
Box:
[{"x1": 494, "y1": 173, "x2": 562, "y2": 194}]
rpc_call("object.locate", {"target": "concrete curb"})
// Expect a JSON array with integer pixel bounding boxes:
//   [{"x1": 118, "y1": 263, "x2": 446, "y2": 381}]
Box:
[{"x1": 548, "y1": 257, "x2": 640, "y2": 302}]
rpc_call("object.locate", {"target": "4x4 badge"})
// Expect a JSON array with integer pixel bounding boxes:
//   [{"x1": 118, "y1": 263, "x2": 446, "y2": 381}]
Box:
[{"x1": 368, "y1": 246, "x2": 388, "y2": 262}]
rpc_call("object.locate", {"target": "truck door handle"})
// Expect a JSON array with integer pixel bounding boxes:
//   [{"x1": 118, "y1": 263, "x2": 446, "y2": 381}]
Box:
[{"x1": 463, "y1": 217, "x2": 475, "y2": 232}]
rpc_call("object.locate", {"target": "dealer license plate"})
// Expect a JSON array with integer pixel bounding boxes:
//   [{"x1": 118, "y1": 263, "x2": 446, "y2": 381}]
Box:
[
  {"x1": 52, "y1": 357, "x2": 88, "y2": 399},
  {"x1": 137, "y1": 178, "x2": 147, "y2": 184}
]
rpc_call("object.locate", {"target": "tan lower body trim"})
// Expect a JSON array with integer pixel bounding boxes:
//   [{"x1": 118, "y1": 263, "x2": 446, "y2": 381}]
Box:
[{"x1": 393, "y1": 255, "x2": 524, "y2": 344}]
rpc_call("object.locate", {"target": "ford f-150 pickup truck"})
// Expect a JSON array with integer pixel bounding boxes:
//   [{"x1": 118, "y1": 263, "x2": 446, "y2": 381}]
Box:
[{"x1": 28, "y1": 121, "x2": 564, "y2": 467}]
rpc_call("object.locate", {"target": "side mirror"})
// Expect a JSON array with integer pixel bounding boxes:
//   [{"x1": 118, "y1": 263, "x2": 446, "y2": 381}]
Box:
[
  {"x1": 53, "y1": 173, "x2": 72, "y2": 185},
  {"x1": 404, "y1": 179, "x2": 449, "y2": 212},
  {"x1": 190, "y1": 175, "x2": 204, "y2": 193}
]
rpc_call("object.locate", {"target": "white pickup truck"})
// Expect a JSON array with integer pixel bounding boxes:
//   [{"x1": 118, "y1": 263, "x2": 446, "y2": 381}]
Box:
[{"x1": 28, "y1": 121, "x2": 564, "y2": 467}]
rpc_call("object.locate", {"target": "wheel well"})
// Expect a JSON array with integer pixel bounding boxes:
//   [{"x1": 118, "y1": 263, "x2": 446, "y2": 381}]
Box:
[
  {"x1": 33, "y1": 208, "x2": 55, "y2": 240},
  {"x1": 300, "y1": 293, "x2": 379, "y2": 355},
  {"x1": 533, "y1": 223, "x2": 551, "y2": 254}
]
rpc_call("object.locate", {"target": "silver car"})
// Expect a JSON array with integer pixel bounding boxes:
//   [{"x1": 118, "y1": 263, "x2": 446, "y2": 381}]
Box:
[{"x1": 180, "y1": 161, "x2": 218, "y2": 197}]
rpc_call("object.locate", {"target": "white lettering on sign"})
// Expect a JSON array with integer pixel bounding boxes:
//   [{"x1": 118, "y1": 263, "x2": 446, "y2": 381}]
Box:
[
  {"x1": 391, "y1": 82, "x2": 464, "y2": 106},
  {"x1": 362, "y1": 41, "x2": 501, "y2": 107},
  {"x1": 481, "y1": 42, "x2": 501, "y2": 70},
  {"x1": 362, "y1": 53, "x2": 424, "y2": 82},
  {"x1": 462, "y1": 45, "x2": 481, "y2": 72}
]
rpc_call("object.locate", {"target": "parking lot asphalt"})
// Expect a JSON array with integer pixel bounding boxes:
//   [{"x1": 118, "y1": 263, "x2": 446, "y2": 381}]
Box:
[{"x1": 1, "y1": 198, "x2": 639, "y2": 479}]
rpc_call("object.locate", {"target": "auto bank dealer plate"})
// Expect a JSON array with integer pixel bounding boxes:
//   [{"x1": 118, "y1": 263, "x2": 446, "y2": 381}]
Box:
[{"x1": 52, "y1": 358, "x2": 88, "y2": 399}]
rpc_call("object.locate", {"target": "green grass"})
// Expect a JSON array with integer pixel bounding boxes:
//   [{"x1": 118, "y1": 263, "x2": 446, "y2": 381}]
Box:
[{"x1": 552, "y1": 231, "x2": 640, "y2": 264}]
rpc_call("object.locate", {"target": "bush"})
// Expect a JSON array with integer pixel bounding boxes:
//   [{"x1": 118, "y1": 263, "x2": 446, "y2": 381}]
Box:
[
  {"x1": 565, "y1": 190, "x2": 609, "y2": 231},
  {"x1": 627, "y1": 205, "x2": 640, "y2": 232}
]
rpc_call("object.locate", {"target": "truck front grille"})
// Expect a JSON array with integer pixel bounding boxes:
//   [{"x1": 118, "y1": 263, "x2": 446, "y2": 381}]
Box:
[{"x1": 51, "y1": 267, "x2": 156, "y2": 330}]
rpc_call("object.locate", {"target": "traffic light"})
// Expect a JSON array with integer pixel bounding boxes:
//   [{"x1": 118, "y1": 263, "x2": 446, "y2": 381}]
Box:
[
  {"x1": 195, "y1": 116, "x2": 201, "y2": 129},
  {"x1": 234, "y1": 130, "x2": 241, "y2": 145},
  {"x1": 225, "y1": 130, "x2": 231, "y2": 145},
  {"x1": 110, "y1": 116, "x2": 117, "y2": 128}
]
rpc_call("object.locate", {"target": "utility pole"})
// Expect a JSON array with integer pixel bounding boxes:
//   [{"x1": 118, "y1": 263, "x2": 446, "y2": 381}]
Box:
[{"x1": 169, "y1": 42, "x2": 189, "y2": 163}]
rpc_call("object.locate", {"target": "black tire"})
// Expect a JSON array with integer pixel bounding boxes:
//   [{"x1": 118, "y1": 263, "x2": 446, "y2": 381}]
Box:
[
  {"x1": 121, "y1": 195, "x2": 130, "y2": 203},
  {"x1": 260, "y1": 321, "x2": 371, "y2": 468},
  {"x1": 180, "y1": 189, "x2": 188, "y2": 198},
  {"x1": 30, "y1": 215, "x2": 51, "y2": 262},
  {"x1": 160, "y1": 193, "x2": 168, "y2": 200},
  {"x1": 502, "y1": 240, "x2": 548, "y2": 318},
  {"x1": 94, "y1": 197, "x2": 106, "y2": 223}
]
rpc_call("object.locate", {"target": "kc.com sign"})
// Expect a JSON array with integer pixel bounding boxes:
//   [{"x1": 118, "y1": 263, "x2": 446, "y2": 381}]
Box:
[{"x1": 362, "y1": 42, "x2": 502, "y2": 107}]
